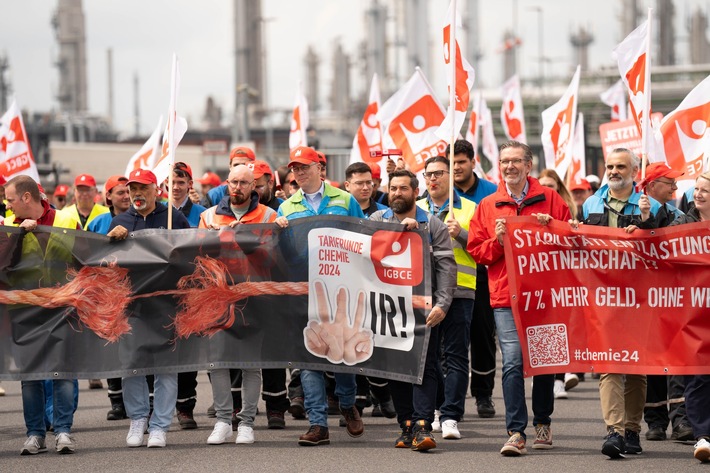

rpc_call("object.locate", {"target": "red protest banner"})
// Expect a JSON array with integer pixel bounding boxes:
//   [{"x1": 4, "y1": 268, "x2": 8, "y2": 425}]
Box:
[{"x1": 503, "y1": 216, "x2": 710, "y2": 377}]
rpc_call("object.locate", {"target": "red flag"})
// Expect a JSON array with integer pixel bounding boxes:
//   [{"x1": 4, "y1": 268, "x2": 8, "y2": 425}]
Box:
[
  {"x1": 289, "y1": 83, "x2": 309, "y2": 150},
  {"x1": 349, "y1": 74, "x2": 383, "y2": 166},
  {"x1": 436, "y1": 0, "x2": 476, "y2": 141},
  {"x1": 541, "y1": 66, "x2": 580, "y2": 179},
  {"x1": 0, "y1": 99, "x2": 41, "y2": 183},
  {"x1": 380, "y1": 69, "x2": 447, "y2": 174},
  {"x1": 500, "y1": 74, "x2": 527, "y2": 143}
]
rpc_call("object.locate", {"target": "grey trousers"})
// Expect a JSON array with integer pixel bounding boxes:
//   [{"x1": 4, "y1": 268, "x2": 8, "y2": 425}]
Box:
[{"x1": 211, "y1": 368, "x2": 261, "y2": 427}]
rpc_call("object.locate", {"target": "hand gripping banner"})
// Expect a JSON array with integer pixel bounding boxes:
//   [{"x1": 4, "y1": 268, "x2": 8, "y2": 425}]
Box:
[
  {"x1": 0, "y1": 217, "x2": 431, "y2": 383},
  {"x1": 502, "y1": 216, "x2": 710, "y2": 377}
]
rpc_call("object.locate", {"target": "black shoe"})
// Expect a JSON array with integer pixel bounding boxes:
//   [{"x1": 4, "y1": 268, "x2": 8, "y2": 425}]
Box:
[
  {"x1": 107, "y1": 403, "x2": 128, "y2": 421},
  {"x1": 671, "y1": 423, "x2": 694, "y2": 441},
  {"x1": 378, "y1": 398, "x2": 397, "y2": 418},
  {"x1": 476, "y1": 396, "x2": 495, "y2": 418},
  {"x1": 411, "y1": 420, "x2": 436, "y2": 451},
  {"x1": 267, "y1": 410, "x2": 286, "y2": 429},
  {"x1": 645, "y1": 426, "x2": 666, "y2": 441},
  {"x1": 624, "y1": 430, "x2": 642, "y2": 454},
  {"x1": 602, "y1": 431, "x2": 625, "y2": 459},
  {"x1": 177, "y1": 410, "x2": 197, "y2": 430},
  {"x1": 395, "y1": 420, "x2": 413, "y2": 448}
]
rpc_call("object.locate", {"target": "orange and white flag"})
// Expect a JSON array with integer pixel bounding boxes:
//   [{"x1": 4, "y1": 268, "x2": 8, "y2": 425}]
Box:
[
  {"x1": 613, "y1": 10, "x2": 653, "y2": 159},
  {"x1": 350, "y1": 74, "x2": 384, "y2": 167},
  {"x1": 568, "y1": 113, "x2": 586, "y2": 184},
  {"x1": 541, "y1": 65, "x2": 580, "y2": 179},
  {"x1": 480, "y1": 97, "x2": 500, "y2": 184},
  {"x1": 653, "y1": 74, "x2": 710, "y2": 194},
  {"x1": 153, "y1": 54, "x2": 188, "y2": 185},
  {"x1": 0, "y1": 99, "x2": 40, "y2": 183},
  {"x1": 599, "y1": 79, "x2": 628, "y2": 122},
  {"x1": 289, "y1": 82, "x2": 309, "y2": 150},
  {"x1": 380, "y1": 68, "x2": 447, "y2": 174},
  {"x1": 124, "y1": 116, "x2": 163, "y2": 177},
  {"x1": 465, "y1": 91, "x2": 485, "y2": 176},
  {"x1": 500, "y1": 75, "x2": 526, "y2": 143},
  {"x1": 436, "y1": 0, "x2": 476, "y2": 141}
]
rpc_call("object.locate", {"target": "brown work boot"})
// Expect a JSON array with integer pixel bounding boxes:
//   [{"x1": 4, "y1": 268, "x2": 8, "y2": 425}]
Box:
[
  {"x1": 340, "y1": 405, "x2": 364, "y2": 438},
  {"x1": 298, "y1": 425, "x2": 330, "y2": 446}
]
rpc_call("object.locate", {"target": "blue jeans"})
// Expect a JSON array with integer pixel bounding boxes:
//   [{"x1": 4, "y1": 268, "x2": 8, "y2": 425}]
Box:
[
  {"x1": 301, "y1": 370, "x2": 356, "y2": 427},
  {"x1": 22, "y1": 379, "x2": 75, "y2": 436},
  {"x1": 494, "y1": 307, "x2": 554, "y2": 438},
  {"x1": 439, "y1": 298, "x2": 473, "y2": 422},
  {"x1": 123, "y1": 374, "x2": 177, "y2": 432},
  {"x1": 43, "y1": 379, "x2": 79, "y2": 429}
]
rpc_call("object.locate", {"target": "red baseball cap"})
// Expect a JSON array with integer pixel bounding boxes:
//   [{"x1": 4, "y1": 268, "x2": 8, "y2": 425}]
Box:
[
  {"x1": 197, "y1": 171, "x2": 222, "y2": 187},
  {"x1": 174, "y1": 162, "x2": 193, "y2": 179},
  {"x1": 569, "y1": 178, "x2": 592, "y2": 192},
  {"x1": 229, "y1": 146, "x2": 256, "y2": 162},
  {"x1": 104, "y1": 175, "x2": 128, "y2": 194},
  {"x1": 126, "y1": 169, "x2": 158, "y2": 186},
  {"x1": 316, "y1": 151, "x2": 327, "y2": 165},
  {"x1": 54, "y1": 184, "x2": 70, "y2": 197},
  {"x1": 368, "y1": 163, "x2": 381, "y2": 180},
  {"x1": 74, "y1": 173, "x2": 97, "y2": 187},
  {"x1": 640, "y1": 162, "x2": 683, "y2": 188},
  {"x1": 288, "y1": 146, "x2": 321, "y2": 167},
  {"x1": 248, "y1": 160, "x2": 273, "y2": 180}
]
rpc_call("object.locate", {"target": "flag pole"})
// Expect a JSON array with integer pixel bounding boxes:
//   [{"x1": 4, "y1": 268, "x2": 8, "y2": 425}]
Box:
[
  {"x1": 448, "y1": 0, "x2": 458, "y2": 210},
  {"x1": 641, "y1": 7, "x2": 653, "y2": 180},
  {"x1": 167, "y1": 54, "x2": 179, "y2": 230}
]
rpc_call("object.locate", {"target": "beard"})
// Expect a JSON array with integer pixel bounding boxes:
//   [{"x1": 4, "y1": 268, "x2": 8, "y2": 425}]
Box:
[
  {"x1": 607, "y1": 175, "x2": 632, "y2": 192},
  {"x1": 230, "y1": 192, "x2": 249, "y2": 206},
  {"x1": 132, "y1": 197, "x2": 147, "y2": 210},
  {"x1": 389, "y1": 194, "x2": 415, "y2": 214}
]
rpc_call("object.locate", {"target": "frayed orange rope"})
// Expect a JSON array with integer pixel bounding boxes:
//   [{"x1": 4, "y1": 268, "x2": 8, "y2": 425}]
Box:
[{"x1": 0, "y1": 265, "x2": 132, "y2": 343}]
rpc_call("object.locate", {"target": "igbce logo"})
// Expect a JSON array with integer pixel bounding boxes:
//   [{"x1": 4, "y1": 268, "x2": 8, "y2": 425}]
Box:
[
  {"x1": 371, "y1": 230, "x2": 423, "y2": 286},
  {"x1": 388, "y1": 95, "x2": 446, "y2": 173}
]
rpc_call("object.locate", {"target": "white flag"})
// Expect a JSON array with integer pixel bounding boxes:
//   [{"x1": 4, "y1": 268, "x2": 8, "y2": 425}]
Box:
[
  {"x1": 541, "y1": 65, "x2": 580, "y2": 179},
  {"x1": 568, "y1": 113, "x2": 586, "y2": 184},
  {"x1": 599, "y1": 80, "x2": 628, "y2": 122},
  {"x1": 289, "y1": 82, "x2": 309, "y2": 150},
  {"x1": 0, "y1": 99, "x2": 41, "y2": 183},
  {"x1": 465, "y1": 92, "x2": 485, "y2": 176},
  {"x1": 124, "y1": 116, "x2": 163, "y2": 176},
  {"x1": 480, "y1": 97, "x2": 500, "y2": 184},
  {"x1": 500, "y1": 75, "x2": 527, "y2": 143},
  {"x1": 350, "y1": 74, "x2": 384, "y2": 167},
  {"x1": 153, "y1": 54, "x2": 188, "y2": 185},
  {"x1": 380, "y1": 68, "x2": 447, "y2": 174}
]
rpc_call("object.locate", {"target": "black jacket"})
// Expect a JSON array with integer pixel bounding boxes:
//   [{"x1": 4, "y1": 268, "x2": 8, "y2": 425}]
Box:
[{"x1": 108, "y1": 202, "x2": 191, "y2": 231}]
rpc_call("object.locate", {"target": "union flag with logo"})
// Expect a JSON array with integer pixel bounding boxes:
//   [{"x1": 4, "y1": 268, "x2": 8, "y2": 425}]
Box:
[
  {"x1": 599, "y1": 79, "x2": 628, "y2": 123},
  {"x1": 380, "y1": 68, "x2": 447, "y2": 174},
  {"x1": 500, "y1": 75, "x2": 526, "y2": 143},
  {"x1": 0, "y1": 99, "x2": 40, "y2": 183},
  {"x1": 289, "y1": 82, "x2": 309, "y2": 151},
  {"x1": 541, "y1": 66, "x2": 580, "y2": 179},
  {"x1": 124, "y1": 116, "x2": 163, "y2": 177},
  {"x1": 465, "y1": 92, "x2": 486, "y2": 177},
  {"x1": 349, "y1": 74, "x2": 384, "y2": 167},
  {"x1": 480, "y1": 96, "x2": 500, "y2": 184}
]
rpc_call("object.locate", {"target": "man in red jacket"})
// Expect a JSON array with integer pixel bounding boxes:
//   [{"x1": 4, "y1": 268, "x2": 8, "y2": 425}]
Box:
[{"x1": 467, "y1": 141, "x2": 571, "y2": 456}]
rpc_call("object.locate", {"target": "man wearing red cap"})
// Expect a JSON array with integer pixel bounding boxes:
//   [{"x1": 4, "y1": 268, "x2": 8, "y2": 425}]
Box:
[
  {"x1": 275, "y1": 146, "x2": 365, "y2": 447},
  {"x1": 568, "y1": 179, "x2": 593, "y2": 221},
  {"x1": 192, "y1": 171, "x2": 222, "y2": 205},
  {"x1": 170, "y1": 162, "x2": 206, "y2": 228},
  {"x1": 249, "y1": 160, "x2": 282, "y2": 211},
  {"x1": 107, "y1": 168, "x2": 190, "y2": 449},
  {"x1": 4, "y1": 175, "x2": 82, "y2": 455},
  {"x1": 52, "y1": 184, "x2": 70, "y2": 210},
  {"x1": 638, "y1": 162, "x2": 684, "y2": 227},
  {"x1": 205, "y1": 146, "x2": 257, "y2": 207},
  {"x1": 61, "y1": 174, "x2": 109, "y2": 230}
]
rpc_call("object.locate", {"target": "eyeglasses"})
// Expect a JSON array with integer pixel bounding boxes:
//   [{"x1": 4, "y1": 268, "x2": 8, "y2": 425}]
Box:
[
  {"x1": 227, "y1": 179, "x2": 254, "y2": 187},
  {"x1": 499, "y1": 158, "x2": 526, "y2": 167},
  {"x1": 655, "y1": 179, "x2": 677, "y2": 187},
  {"x1": 291, "y1": 163, "x2": 317, "y2": 173},
  {"x1": 348, "y1": 180, "x2": 374, "y2": 187},
  {"x1": 423, "y1": 170, "x2": 449, "y2": 180}
]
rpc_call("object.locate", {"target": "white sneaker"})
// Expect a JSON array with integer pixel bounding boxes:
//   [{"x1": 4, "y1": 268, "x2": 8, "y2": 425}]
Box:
[
  {"x1": 147, "y1": 429, "x2": 167, "y2": 448},
  {"x1": 20, "y1": 435, "x2": 47, "y2": 455},
  {"x1": 236, "y1": 424, "x2": 254, "y2": 444},
  {"x1": 564, "y1": 373, "x2": 579, "y2": 391},
  {"x1": 55, "y1": 432, "x2": 76, "y2": 454},
  {"x1": 207, "y1": 421, "x2": 233, "y2": 445},
  {"x1": 441, "y1": 419, "x2": 461, "y2": 439},
  {"x1": 695, "y1": 438, "x2": 710, "y2": 463},
  {"x1": 126, "y1": 418, "x2": 148, "y2": 447},
  {"x1": 431, "y1": 410, "x2": 441, "y2": 432},
  {"x1": 553, "y1": 379, "x2": 568, "y2": 399}
]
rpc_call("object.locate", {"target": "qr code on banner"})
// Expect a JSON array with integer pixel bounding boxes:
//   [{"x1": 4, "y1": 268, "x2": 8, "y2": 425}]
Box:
[{"x1": 527, "y1": 324, "x2": 570, "y2": 367}]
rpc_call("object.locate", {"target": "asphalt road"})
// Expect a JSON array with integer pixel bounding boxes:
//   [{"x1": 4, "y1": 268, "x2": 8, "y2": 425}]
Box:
[{"x1": 0, "y1": 372, "x2": 700, "y2": 473}]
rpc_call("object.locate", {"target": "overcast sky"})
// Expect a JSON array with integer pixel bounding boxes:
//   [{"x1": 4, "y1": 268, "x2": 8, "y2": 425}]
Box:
[{"x1": 1, "y1": 0, "x2": 708, "y2": 137}]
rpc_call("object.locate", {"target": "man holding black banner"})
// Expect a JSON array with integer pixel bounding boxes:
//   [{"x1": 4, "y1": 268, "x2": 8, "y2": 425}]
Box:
[
  {"x1": 468, "y1": 141, "x2": 571, "y2": 456},
  {"x1": 107, "y1": 168, "x2": 191, "y2": 449},
  {"x1": 370, "y1": 169, "x2": 456, "y2": 451},
  {"x1": 581, "y1": 148, "x2": 660, "y2": 458}
]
